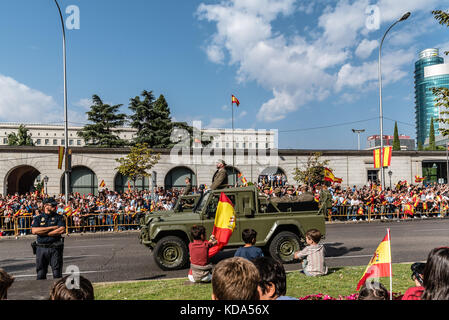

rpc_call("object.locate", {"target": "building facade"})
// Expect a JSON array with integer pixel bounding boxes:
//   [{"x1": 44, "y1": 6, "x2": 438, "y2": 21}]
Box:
[
  {"x1": 1, "y1": 146, "x2": 449, "y2": 196},
  {"x1": 415, "y1": 48, "x2": 449, "y2": 146},
  {"x1": 0, "y1": 123, "x2": 276, "y2": 150}
]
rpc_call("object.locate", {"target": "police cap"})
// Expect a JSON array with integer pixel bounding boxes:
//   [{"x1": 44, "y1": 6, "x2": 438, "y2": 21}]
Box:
[{"x1": 43, "y1": 197, "x2": 58, "y2": 207}]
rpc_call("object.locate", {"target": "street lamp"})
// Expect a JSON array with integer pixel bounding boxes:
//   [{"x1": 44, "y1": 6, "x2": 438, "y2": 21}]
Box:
[
  {"x1": 54, "y1": 0, "x2": 69, "y2": 205},
  {"x1": 388, "y1": 170, "x2": 392, "y2": 189},
  {"x1": 352, "y1": 129, "x2": 365, "y2": 150},
  {"x1": 378, "y1": 11, "x2": 411, "y2": 190},
  {"x1": 44, "y1": 176, "x2": 49, "y2": 195}
]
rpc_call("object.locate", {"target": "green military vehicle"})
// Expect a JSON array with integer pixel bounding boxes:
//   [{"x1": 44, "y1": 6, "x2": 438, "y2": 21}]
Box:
[{"x1": 139, "y1": 186, "x2": 325, "y2": 271}]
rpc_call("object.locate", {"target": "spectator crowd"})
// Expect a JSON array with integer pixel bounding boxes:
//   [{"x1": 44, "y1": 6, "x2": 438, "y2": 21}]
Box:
[{"x1": 1, "y1": 179, "x2": 449, "y2": 237}]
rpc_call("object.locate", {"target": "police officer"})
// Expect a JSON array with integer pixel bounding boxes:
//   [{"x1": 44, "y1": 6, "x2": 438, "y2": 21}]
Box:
[{"x1": 31, "y1": 197, "x2": 66, "y2": 280}]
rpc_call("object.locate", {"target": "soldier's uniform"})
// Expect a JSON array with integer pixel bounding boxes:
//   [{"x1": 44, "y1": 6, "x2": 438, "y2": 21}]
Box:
[
  {"x1": 31, "y1": 198, "x2": 65, "y2": 280},
  {"x1": 210, "y1": 160, "x2": 228, "y2": 190},
  {"x1": 280, "y1": 186, "x2": 297, "y2": 202},
  {"x1": 318, "y1": 186, "x2": 332, "y2": 215}
]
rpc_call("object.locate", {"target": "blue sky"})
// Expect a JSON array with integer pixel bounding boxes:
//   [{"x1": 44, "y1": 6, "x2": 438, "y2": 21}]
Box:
[{"x1": 0, "y1": 0, "x2": 449, "y2": 149}]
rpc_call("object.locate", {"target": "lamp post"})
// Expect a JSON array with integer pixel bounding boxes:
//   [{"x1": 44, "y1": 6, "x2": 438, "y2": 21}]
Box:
[
  {"x1": 352, "y1": 129, "x2": 365, "y2": 150},
  {"x1": 54, "y1": 0, "x2": 69, "y2": 205},
  {"x1": 378, "y1": 11, "x2": 411, "y2": 190},
  {"x1": 44, "y1": 176, "x2": 49, "y2": 195},
  {"x1": 388, "y1": 170, "x2": 392, "y2": 189}
]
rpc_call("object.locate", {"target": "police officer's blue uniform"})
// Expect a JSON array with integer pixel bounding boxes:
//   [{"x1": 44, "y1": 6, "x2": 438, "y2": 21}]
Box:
[{"x1": 31, "y1": 199, "x2": 65, "y2": 280}]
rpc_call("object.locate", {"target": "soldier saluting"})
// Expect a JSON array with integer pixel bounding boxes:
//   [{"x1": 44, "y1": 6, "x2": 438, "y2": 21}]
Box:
[{"x1": 31, "y1": 198, "x2": 66, "y2": 280}]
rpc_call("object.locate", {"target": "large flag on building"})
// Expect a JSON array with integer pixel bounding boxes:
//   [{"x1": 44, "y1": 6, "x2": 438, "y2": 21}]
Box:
[
  {"x1": 58, "y1": 146, "x2": 65, "y2": 170},
  {"x1": 383, "y1": 146, "x2": 392, "y2": 167},
  {"x1": 231, "y1": 95, "x2": 240, "y2": 107},
  {"x1": 356, "y1": 230, "x2": 392, "y2": 292},
  {"x1": 373, "y1": 148, "x2": 382, "y2": 169},
  {"x1": 208, "y1": 192, "x2": 236, "y2": 258}
]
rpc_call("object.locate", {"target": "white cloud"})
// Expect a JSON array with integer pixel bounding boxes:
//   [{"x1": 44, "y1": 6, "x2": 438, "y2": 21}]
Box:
[
  {"x1": 73, "y1": 98, "x2": 92, "y2": 110},
  {"x1": 0, "y1": 74, "x2": 61, "y2": 123},
  {"x1": 197, "y1": 0, "x2": 448, "y2": 123},
  {"x1": 355, "y1": 39, "x2": 378, "y2": 59},
  {"x1": 205, "y1": 117, "x2": 230, "y2": 129}
]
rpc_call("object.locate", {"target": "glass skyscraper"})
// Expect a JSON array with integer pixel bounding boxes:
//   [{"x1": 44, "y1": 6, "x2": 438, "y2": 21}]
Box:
[{"x1": 415, "y1": 49, "x2": 449, "y2": 146}]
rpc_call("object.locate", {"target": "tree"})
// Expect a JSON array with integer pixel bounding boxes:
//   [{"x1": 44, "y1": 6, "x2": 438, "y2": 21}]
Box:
[
  {"x1": 129, "y1": 90, "x2": 212, "y2": 148},
  {"x1": 431, "y1": 10, "x2": 449, "y2": 142},
  {"x1": 418, "y1": 141, "x2": 423, "y2": 151},
  {"x1": 8, "y1": 125, "x2": 34, "y2": 146},
  {"x1": 115, "y1": 143, "x2": 160, "y2": 189},
  {"x1": 293, "y1": 152, "x2": 330, "y2": 186},
  {"x1": 392, "y1": 121, "x2": 401, "y2": 151},
  {"x1": 78, "y1": 95, "x2": 127, "y2": 147}
]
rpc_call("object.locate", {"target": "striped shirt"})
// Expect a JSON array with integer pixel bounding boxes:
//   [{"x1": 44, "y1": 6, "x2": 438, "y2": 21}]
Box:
[{"x1": 296, "y1": 244, "x2": 328, "y2": 276}]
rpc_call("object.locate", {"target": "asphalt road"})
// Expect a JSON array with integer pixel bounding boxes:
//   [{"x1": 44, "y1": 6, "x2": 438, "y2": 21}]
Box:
[{"x1": 2, "y1": 218, "x2": 448, "y2": 299}]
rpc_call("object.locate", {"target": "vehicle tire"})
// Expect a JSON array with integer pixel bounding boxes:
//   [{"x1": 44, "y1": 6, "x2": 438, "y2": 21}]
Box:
[
  {"x1": 268, "y1": 231, "x2": 302, "y2": 264},
  {"x1": 153, "y1": 236, "x2": 189, "y2": 271}
]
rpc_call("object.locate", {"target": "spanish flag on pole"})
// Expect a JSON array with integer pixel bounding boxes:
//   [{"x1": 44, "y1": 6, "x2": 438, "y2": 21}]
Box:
[
  {"x1": 231, "y1": 95, "x2": 240, "y2": 107},
  {"x1": 373, "y1": 148, "x2": 382, "y2": 169},
  {"x1": 356, "y1": 229, "x2": 393, "y2": 299},
  {"x1": 208, "y1": 193, "x2": 236, "y2": 258}
]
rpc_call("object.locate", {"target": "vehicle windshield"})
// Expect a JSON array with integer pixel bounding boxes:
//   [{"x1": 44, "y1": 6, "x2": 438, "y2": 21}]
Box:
[{"x1": 194, "y1": 192, "x2": 211, "y2": 213}]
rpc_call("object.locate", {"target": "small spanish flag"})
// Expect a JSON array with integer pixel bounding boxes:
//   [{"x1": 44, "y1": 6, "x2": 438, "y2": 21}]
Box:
[
  {"x1": 324, "y1": 167, "x2": 335, "y2": 182},
  {"x1": 356, "y1": 230, "x2": 392, "y2": 292},
  {"x1": 231, "y1": 95, "x2": 240, "y2": 107},
  {"x1": 99, "y1": 180, "x2": 106, "y2": 188}
]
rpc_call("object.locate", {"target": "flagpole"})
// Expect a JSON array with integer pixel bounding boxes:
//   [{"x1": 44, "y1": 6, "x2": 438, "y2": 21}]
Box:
[
  {"x1": 232, "y1": 95, "x2": 235, "y2": 186},
  {"x1": 387, "y1": 227, "x2": 393, "y2": 300}
]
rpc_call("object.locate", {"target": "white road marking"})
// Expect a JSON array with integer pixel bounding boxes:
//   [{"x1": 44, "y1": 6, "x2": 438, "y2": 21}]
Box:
[
  {"x1": 326, "y1": 254, "x2": 373, "y2": 259},
  {"x1": 11, "y1": 270, "x2": 109, "y2": 278}
]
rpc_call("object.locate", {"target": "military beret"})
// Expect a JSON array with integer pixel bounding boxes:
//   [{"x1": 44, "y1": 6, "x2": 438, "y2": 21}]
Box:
[{"x1": 274, "y1": 187, "x2": 281, "y2": 193}]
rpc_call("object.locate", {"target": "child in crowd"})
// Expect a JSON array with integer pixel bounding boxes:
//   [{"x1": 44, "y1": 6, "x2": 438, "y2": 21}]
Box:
[
  {"x1": 234, "y1": 229, "x2": 264, "y2": 261},
  {"x1": 293, "y1": 229, "x2": 328, "y2": 277},
  {"x1": 0, "y1": 269, "x2": 14, "y2": 300},
  {"x1": 188, "y1": 225, "x2": 217, "y2": 283},
  {"x1": 357, "y1": 281, "x2": 388, "y2": 300},
  {"x1": 253, "y1": 257, "x2": 298, "y2": 300},
  {"x1": 49, "y1": 275, "x2": 94, "y2": 300},
  {"x1": 211, "y1": 257, "x2": 260, "y2": 300}
]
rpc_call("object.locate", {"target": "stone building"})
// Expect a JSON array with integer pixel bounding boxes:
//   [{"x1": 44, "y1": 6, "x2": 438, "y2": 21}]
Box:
[{"x1": 1, "y1": 146, "x2": 448, "y2": 196}]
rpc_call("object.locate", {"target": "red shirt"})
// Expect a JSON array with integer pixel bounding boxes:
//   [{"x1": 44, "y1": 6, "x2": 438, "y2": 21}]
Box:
[
  {"x1": 402, "y1": 286, "x2": 424, "y2": 300},
  {"x1": 189, "y1": 240, "x2": 214, "y2": 266}
]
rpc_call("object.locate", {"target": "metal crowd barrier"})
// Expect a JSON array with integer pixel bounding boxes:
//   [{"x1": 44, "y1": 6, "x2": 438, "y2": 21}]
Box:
[
  {"x1": 0, "y1": 213, "x2": 141, "y2": 237},
  {"x1": 326, "y1": 204, "x2": 448, "y2": 222}
]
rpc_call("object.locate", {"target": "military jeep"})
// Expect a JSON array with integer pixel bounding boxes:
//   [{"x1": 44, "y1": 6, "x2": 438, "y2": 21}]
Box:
[{"x1": 139, "y1": 186, "x2": 325, "y2": 271}]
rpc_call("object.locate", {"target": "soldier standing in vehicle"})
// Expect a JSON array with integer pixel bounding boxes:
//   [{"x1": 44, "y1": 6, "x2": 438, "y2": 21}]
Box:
[
  {"x1": 182, "y1": 177, "x2": 192, "y2": 196},
  {"x1": 31, "y1": 198, "x2": 66, "y2": 280},
  {"x1": 318, "y1": 183, "x2": 332, "y2": 216},
  {"x1": 210, "y1": 159, "x2": 228, "y2": 190}
]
